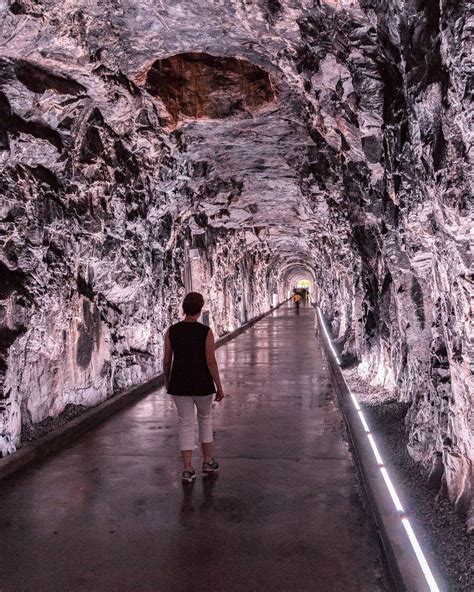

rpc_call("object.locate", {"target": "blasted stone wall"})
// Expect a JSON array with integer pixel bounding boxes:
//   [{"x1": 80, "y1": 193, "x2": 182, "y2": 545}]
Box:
[
  {"x1": 329, "y1": 0, "x2": 472, "y2": 525},
  {"x1": 0, "y1": 0, "x2": 471, "y2": 526},
  {"x1": 0, "y1": 56, "x2": 180, "y2": 453},
  {"x1": 0, "y1": 46, "x2": 272, "y2": 456},
  {"x1": 282, "y1": 0, "x2": 472, "y2": 526}
]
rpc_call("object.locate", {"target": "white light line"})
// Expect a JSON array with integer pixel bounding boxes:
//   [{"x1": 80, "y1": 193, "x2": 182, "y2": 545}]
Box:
[
  {"x1": 367, "y1": 433, "x2": 385, "y2": 467},
  {"x1": 351, "y1": 392, "x2": 361, "y2": 411},
  {"x1": 357, "y1": 409, "x2": 371, "y2": 434},
  {"x1": 317, "y1": 306, "x2": 440, "y2": 592},
  {"x1": 402, "y1": 518, "x2": 440, "y2": 592},
  {"x1": 317, "y1": 308, "x2": 341, "y2": 364},
  {"x1": 380, "y1": 466, "x2": 404, "y2": 512}
]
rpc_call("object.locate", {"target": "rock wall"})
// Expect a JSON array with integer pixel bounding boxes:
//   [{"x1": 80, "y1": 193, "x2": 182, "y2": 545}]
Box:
[
  {"x1": 324, "y1": 0, "x2": 473, "y2": 526},
  {"x1": 0, "y1": 0, "x2": 471, "y2": 526}
]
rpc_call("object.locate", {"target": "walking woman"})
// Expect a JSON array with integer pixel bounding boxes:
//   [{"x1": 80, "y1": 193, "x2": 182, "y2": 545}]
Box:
[{"x1": 163, "y1": 292, "x2": 225, "y2": 484}]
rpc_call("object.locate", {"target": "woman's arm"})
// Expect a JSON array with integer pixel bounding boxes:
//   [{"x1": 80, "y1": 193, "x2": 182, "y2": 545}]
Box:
[
  {"x1": 163, "y1": 330, "x2": 173, "y2": 390},
  {"x1": 205, "y1": 329, "x2": 225, "y2": 401}
]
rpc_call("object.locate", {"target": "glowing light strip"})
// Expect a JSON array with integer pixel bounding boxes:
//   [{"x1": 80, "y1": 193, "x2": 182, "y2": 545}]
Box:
[
  {"x1": 357, "y1": 409, "x2": 370, "y2": 433},
  {"x1": 380, "y1": 467, "x2": 404, "y2": 513},
  {"x1": 402, "y1": 518, "x2": 440, "y2": 592},
  {"x1": 316, "y1": 307, "x2": 341, "y2": 364},
  {"x1": 351, "y1": 393, "x2": 361, "y2": 410},
  {"x1": 367, "y1": 433, "x2": 385, "y2": 467},
  {"x1": 317, "y1": 306, "x2": 440, "y2": 592}
]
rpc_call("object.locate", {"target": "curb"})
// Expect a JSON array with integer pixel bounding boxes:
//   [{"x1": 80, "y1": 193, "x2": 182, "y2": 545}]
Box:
[
  {"x1": 0, "y1": 301, "x2": 288, "y2": 482},
  {"x1": 316, "y1": 308, "x2": 443, "y2": 592}
]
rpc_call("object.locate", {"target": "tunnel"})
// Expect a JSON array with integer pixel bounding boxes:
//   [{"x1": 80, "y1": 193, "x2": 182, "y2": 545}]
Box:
[{"x1": 0, "y1": 1, "x2": 472, "y2": 590}]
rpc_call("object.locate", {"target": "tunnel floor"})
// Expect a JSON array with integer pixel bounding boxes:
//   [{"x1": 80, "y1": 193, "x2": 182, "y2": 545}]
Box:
[{"x1": 0, "y1": 304, "x2": 389, "y2": 591}]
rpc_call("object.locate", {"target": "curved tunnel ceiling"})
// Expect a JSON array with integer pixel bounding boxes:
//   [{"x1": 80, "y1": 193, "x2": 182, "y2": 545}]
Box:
[{"x1": 281, "y1": 264, "x2": 316, "y2": 292}]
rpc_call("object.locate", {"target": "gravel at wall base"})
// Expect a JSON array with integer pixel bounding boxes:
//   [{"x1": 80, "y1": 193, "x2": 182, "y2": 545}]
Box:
[
  {"x1": 20, "y1": 403, "x2": 89, "y2": 445},
  {"x1": 344, "y1": 368, "x2": 473, "y2": 592}
]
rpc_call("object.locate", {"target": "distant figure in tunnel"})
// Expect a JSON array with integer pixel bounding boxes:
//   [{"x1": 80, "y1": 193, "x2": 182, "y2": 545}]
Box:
[
  {"x1": 163, "y1": 292, "x2": 225, "y2": 484},
  {"x1": 292, "y1": 291, "x2": 302, "y2": 312}
]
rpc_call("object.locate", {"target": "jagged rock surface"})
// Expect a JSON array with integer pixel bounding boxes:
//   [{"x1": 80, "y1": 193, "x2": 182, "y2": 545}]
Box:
[{"x1": 0, "y1": 0, "x2": 472, "y2": 528}]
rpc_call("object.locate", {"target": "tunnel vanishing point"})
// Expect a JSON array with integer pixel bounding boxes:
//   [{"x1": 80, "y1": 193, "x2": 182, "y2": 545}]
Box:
[{"x1": 0, "y1": 0, "x2": 472, "y2": 575}]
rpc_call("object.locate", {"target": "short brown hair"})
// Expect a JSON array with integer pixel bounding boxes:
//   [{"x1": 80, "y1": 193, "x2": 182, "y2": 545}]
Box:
[{"x1": 182, "y1": 292, "x2": 204, "y2": 315}]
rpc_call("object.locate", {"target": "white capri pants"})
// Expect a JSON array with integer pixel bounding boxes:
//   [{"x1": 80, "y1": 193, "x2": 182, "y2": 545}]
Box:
[{"x1": 172, "y1": 395, "x2": 214, "y2": 451}]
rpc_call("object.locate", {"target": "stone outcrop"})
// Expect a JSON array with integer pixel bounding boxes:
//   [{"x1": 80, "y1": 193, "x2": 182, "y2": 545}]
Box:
[
  {"x1": 145, "y1": 53, "x2": 275, "y2": 125},
  {"x1": 0, "y1": 0, "x2": 472, "y2": 528}
]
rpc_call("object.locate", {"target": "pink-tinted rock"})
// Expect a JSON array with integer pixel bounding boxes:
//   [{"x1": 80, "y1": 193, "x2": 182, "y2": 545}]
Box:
[{"x1": 0, "y1": 0, "x2": 471, "y2": 528}]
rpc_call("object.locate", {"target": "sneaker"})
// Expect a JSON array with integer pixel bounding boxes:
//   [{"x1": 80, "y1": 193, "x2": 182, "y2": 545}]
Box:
[
  {"x1": 182, "y1": 469, "x2": 196, "y2": 484},
  {"x1": 202, "y1": 459, "x2": 220, "y2": 475}
]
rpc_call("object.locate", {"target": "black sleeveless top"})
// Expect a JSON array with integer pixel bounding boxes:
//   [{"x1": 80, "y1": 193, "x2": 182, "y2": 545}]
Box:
[{"x1": 167, "y1": 321, "x2": 216, "y2": 396}]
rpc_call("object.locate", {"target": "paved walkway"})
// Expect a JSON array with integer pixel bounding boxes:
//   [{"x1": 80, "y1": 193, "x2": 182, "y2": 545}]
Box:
[{"x1": 0, "y1": 305, "x2": 389, "y2": 591}]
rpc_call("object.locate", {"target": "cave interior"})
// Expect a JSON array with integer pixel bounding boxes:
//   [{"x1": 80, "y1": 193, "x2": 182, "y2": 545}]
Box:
[{"x1": 0, "y1": 0, "x2": 472, "y2": 534}]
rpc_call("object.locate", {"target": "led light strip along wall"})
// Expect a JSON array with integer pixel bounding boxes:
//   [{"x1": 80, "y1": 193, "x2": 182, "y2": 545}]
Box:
[{"x1": 317, "y1": 307, "x2": 440, "y2": 592}]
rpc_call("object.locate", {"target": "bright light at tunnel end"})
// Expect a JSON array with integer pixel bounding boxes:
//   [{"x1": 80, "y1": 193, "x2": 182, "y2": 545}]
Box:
[{"x1": 317, "y1": 306, "x2": 440, "y2": 592}]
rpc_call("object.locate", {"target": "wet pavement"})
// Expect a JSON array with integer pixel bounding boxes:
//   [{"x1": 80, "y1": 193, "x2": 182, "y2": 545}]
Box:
[{"x1": 0, "y1": 304, "x2": 389, "y2": 591}]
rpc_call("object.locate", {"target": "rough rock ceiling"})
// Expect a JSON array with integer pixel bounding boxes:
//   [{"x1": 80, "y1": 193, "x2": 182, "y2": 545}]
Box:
[
  {"x1": 1, "y1": 0, "x2": 377, "y2": 262},
  {"x1": 123, "y1": 0, "x2": 381, "y2": 262},
  {"x1": 145, "y1": 53, "x2": 276, "y2": 123}
]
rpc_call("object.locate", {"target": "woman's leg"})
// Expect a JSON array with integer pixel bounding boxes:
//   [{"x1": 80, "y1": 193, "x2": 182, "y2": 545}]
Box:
[
  {"x1": 194, "y1": 395, "x2": 214, "y2": 463},
  {"x1": 181, "y1": 450, "x2": 193, "y2": 471},
  {"x1": 172, "y1": 396, "x2": 196, "y2": 470},
  {"x1": 201, "y1": 442, "x2": 213, "y2": 464}
]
